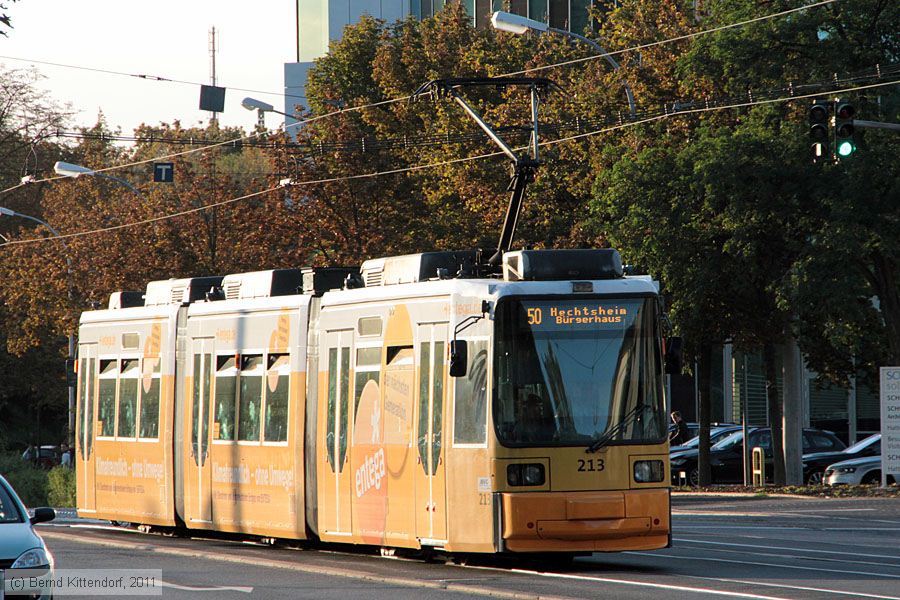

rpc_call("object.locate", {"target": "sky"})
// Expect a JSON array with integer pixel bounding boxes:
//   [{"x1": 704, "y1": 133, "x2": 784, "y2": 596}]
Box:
[{"x1": 0, "y1": 1, "x2": 297, "y2": 136}]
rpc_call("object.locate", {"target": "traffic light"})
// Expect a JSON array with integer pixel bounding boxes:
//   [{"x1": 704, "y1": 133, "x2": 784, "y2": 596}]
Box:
[
  {"x1": 834, "y1": 100, "x2": 856, "y2": 159},
  {"x1": 808, "y1": 100, "x2": 830, "y2": 161}
]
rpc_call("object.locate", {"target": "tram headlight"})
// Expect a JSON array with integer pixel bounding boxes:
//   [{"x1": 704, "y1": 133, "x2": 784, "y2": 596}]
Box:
[
  {"x1": 633, "y1": 460, "x2": 665, "y2": 483},
  {"x1": 507, "y1": 463, "x2": 545, "y2": 487}
]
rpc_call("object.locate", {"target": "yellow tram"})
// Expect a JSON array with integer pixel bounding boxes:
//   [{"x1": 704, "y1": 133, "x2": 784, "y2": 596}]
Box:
[{"x1": 75, "y1": 249, "x2": 673, "y2": 554}]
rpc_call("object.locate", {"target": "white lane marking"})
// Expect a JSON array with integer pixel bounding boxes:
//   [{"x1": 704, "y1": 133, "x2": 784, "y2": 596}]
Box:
[
  {"x1": 676, "y1": 525, "x2": 900, "y2": 531},
  {"x1": 825, "y1": 528, "x2": 900, "y2": 531},
  {"x1": 627, "y1": 551, "x2": 900, "y2": 580},
  {"x1": 508, "y1": 569, "x2": 791, "y2": 599},
  {"x1": 777, "y1": 508, "x2": 876, "y2": 513},
  {"x1": 674, "y1": 512, "x2": 787, "y2": 518},
  {"x1": 66, "y1": 524, "x2": 144, "y2": 533},
  {"x1": 673, "y1": 542, "x2": 900, "y2": 569},
  {"x1": 675, "y1": 511, "x2": 900, "y2": 524},
  {"x1": 689, "y1": 575, "x2": 900, "y2": 600},
  {"x1": 675, "y1": 538, "x2": 900, "y2": 562},
  {"x1": 161, "y1": 581, "x2": 253, "y2": 593}
]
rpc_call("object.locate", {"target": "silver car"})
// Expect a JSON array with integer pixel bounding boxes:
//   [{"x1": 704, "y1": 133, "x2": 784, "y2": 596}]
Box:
[
  {"x1": 0, "y1": 474, "x2": 55, "y2": 599},
  {"x1": 824, "y1": 456, "x2": 899, "y2": 486}
]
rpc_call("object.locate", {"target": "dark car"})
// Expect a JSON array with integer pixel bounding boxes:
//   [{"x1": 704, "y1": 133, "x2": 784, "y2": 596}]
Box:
[
  {"x1": 670, "y1": 427, "x2": 846, "y2": 486},
  {"x1": 802, "y1": 433, "x2": 881, "y2": 485},
  {"x1": 21, "y1": 445, "x2": 61, "y2": 469},
  {"x1": 669, "y1": 424, "x2": 742, "y2": 453}
]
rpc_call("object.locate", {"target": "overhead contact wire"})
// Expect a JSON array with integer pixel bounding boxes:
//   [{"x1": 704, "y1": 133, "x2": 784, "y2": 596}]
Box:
[{"x1": 3, "y1": 75, "x2": 897, "y2": 248}]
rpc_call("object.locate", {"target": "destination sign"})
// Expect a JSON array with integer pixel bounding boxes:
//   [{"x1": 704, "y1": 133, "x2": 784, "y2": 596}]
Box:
[{"x1": 519, "y1": 300, "x2": 641, "y2": 331}]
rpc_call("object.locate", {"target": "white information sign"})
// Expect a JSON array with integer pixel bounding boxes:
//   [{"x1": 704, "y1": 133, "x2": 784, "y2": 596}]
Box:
[{"x1": 880, "y1": 367, "x2": 900, "y2": 487}]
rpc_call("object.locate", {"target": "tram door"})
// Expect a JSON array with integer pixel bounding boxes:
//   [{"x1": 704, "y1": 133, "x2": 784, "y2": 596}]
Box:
[
  {"x1": 415, "y1": 323, "x2": 448, "y2": 542},
  {"x1": 322, "y1": 330, "x2": 353, "y2": 537},
  {"x1": 76, "y1": 343, "x2": 97, "y2": 513},
  {"x1": 187, "y1": 339, "x2": 213, "y2": 523}
]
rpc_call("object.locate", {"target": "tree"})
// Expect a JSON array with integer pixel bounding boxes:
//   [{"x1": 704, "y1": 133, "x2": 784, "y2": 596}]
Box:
[
  {"x1": 591, "y1": 0, "x2": 899, "y2": 485},
  {"x1": 0, "y1": 0, "x2": 18, "y2": 36}
]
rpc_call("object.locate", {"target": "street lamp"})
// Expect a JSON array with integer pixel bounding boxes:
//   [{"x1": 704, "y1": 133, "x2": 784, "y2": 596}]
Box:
[
  {"x1": 490, "y1": 11, "x2": 636, "y2": 117},
  {"x1": 241, "y1": 96, "x2": 296, "y2": 129},
  {"x1": 0, "y1": 207, "x2": 76, "y2": 447},
  {"x1": 54, "y1": 161, "x2": 145, "y2": 199}
]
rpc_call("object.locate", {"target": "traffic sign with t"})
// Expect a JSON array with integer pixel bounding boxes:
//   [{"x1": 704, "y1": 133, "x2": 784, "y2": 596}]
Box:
[{"x1": 154, "y1": 162, "x2": 175, "y2": 183}]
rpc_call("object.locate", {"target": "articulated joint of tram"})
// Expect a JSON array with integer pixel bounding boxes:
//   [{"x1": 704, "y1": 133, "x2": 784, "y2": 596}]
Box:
[{"x1": 496, "y1": 489, "x2": 670, "y2": 553}]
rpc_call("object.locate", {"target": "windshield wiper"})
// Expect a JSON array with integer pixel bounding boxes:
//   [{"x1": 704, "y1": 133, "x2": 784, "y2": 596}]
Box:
[{"x1": 586, "y1": 404, "x2": 648, "y2": 454}]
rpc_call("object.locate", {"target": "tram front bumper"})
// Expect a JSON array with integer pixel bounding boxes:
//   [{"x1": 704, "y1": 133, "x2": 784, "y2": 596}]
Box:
[{"x1": 500, "y1": 488, "x2": 669, "y2": 552}]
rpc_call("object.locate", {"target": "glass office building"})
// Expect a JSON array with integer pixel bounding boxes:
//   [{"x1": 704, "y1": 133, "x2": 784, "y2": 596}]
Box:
[{"x1": 286, "y1": 1, "x2": 615, "y2": 132}]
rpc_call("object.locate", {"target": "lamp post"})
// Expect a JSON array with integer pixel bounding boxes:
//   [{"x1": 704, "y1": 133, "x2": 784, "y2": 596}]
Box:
[
  {"x1": 54, "y1": 161, "x2": 145, "y2": 199},
  {"x1": 491, "y1": 11, "x2": 636, "y2": 117},
  {"x1": 241, "y1": 97, "x2": 295, "y2": 128},
  {"x1": 0, "y1": 207, "x2": 76, "y2": 447}
]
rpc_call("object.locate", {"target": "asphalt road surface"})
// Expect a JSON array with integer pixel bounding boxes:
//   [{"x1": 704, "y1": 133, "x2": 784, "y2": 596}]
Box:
[{"x1": 34, "y1": 494, "x2": 900, "y2": 599}]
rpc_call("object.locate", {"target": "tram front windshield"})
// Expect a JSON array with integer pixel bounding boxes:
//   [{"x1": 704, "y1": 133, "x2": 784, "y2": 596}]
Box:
[{"x1": 494, "y1": 296, "x2": 665, "y2": 447}]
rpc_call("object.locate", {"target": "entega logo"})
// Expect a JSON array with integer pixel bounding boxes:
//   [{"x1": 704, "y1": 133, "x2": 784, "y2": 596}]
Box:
[
  {"x1": 355, "y1": 448, "x2": 386, "y2": 497},
  {"x1": 352, "y1": 378, "x2": 389, "y2": 543}
]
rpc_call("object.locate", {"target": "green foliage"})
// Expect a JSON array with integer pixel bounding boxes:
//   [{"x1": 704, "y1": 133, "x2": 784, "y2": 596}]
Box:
[
  {"x1": 47, "y1": 466, "x2": 76, "y2": 507},
  {"x1": 590, "y1": 0, "x2": 900, "y2": 386},
  {"x1": 0, "y1": 451, "x2": 49, "y2": 507}
]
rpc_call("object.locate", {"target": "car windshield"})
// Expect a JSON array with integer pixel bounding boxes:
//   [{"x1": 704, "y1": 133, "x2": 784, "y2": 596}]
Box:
[
  {"x1": 844, "y1": 434, "x2": 880, "y2": 454},
  {"x1": 712, "y1": 430, "x2": 744, "y2": 450},
  {"x1": 676, "y1": 427, "x2": 736, "y2": 449},
  {"x1": 0, "y1": 480, "x2": 24, "y2": 523},
  {"x1": 493, "y1": 296, "x2": 666, "y2": 447}
]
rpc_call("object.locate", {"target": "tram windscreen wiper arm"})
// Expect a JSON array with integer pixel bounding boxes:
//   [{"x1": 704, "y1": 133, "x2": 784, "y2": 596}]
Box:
[{"x1": 586, "y1": 404, "x2": 646, "y2": 454}]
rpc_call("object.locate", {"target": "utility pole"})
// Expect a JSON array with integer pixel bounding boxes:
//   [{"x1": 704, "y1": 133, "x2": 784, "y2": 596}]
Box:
[{"x1": 783, "y1": 336, "x2": 804, "y2": 485}]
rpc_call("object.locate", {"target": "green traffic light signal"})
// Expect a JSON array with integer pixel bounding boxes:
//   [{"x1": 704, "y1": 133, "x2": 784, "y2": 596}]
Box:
[{"x1": 833, "y1": 100, "x2": 856, "y2": 159}]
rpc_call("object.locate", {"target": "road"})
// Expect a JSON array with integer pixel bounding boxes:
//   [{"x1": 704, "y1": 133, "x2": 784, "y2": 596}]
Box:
[{"x1": 35, "y1": 494, "x2": 900, "y2": 599}]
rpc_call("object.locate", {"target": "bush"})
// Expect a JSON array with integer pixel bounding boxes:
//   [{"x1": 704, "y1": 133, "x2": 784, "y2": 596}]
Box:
[
  {"x1": 0, "y1": 451, "x2": 49, "y2": 506},
  {"x1": 48, "y1": 466, "x2": 76, "y2": 507}
]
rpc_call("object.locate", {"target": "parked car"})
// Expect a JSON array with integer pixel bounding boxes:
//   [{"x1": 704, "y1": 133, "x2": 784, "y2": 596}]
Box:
[
  {"x1": 824, "y1": 456, "x2": 899, "y2": 486},
  {"x1": 0, "y1": 474, "x2": 56, "y2": 599},
  {"x1": 802, "y1": 433, "x2": 881, "y2": 485},
  {"x1": 669, "y1": 424, "x2": 742, "y2": 453},
  {"x1": 670, "y1": 427, "x2": 846, "y2": 486},
  {"x1": 21, "y1": 445, "x2": 61, "y2": 469}
]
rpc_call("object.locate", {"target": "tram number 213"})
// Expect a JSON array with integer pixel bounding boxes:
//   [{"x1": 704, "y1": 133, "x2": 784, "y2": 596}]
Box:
[{"x1": 577, "y1": 458, "x2": 605, "y2": 472}]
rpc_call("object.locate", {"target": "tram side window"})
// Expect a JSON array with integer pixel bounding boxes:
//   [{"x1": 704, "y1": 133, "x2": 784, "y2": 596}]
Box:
[
  {"x1": 214, "y1": 356, "x2": 237, "y2": 441},
  {"x1": 339, "y1": 347, "x2": 349, "y2": 471},
  {"x1": 239, "y1": 355, "x2": 263, "y2": 442},
  {"x1": 326, "y1": 348, "x2": 337, "y2": 469},
  {"x1": 354, "y1": 346, "x2": 381, "y2": 418},
  {"x1": 139, "y1": 358, "x2": 161, "y2": 439},
  {"x1": 264, "y1": 354, "x2": 289, "y2": 442},
  {"x1": 454, "y1": 340, "x2": 488, "y2": 445},
  {"x1": 117, "y1": 359, "x2": 139, "y2": 438},
  {"x1": 98, "y1": 360, "x2": 118, "y2": 437},
  {"x1": 325, "y1": 345, "x2": 351, "y2": 470},
  {"x1": 78, "y1": 356, "x2": 95, "y2": 458}
]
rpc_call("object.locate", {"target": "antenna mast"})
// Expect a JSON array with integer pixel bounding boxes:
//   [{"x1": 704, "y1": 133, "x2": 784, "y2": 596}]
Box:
[{"x1": 209, "y1": 27, "x2": 218, "y2": 124}]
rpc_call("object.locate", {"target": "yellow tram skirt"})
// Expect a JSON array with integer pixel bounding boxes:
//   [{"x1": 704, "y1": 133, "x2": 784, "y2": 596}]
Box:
[{"x1": 501, "y1": 488, "x2": 670, "y2": 552}]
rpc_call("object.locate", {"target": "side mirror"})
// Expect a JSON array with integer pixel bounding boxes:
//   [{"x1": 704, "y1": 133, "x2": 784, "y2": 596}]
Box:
[
  {"x1": 449, "y1": 340, "x2": 468, "y2": 377},
  {"x1": 665, "y1": 336, "x2": 683, "y2": 374},
  {"x1": 31, "y1": 507, "x2": 55, "y2": 525}
]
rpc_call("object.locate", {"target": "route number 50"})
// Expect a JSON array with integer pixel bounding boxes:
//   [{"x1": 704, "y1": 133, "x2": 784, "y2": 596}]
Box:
[{"x1": 527, "y1": 307, "x2": 542, "y2": 325}]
